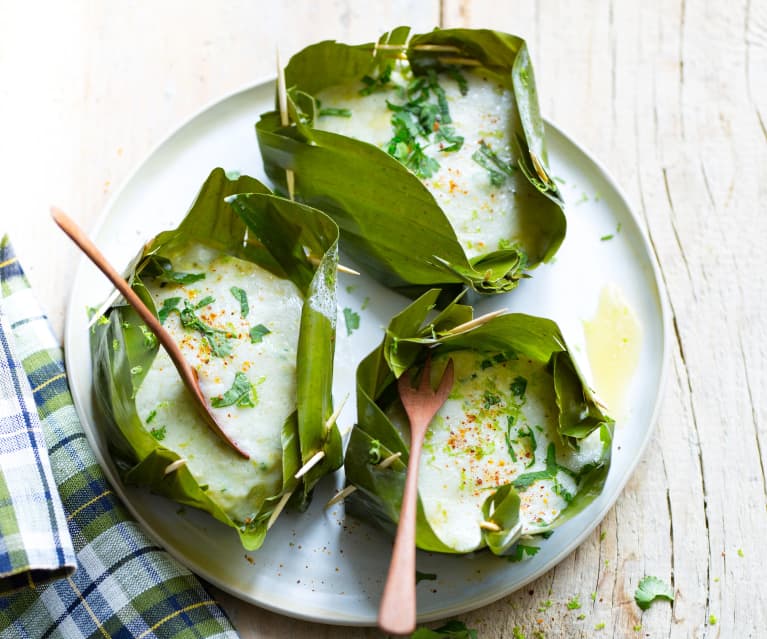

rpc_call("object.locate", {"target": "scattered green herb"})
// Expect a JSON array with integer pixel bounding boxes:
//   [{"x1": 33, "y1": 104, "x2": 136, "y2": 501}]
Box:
[
  {"x1": 505, "y1": 415, "x2": 518, "y2": 462},
  {"x1": 211, "y1": 372, "x2": 256, "y2": 408},
  {"x1": 632, "y1": 625, "x2": 642, "y2": 632},
  {"x1": 158, "y1": 297, "x2": 181, "y2": 324},
  {"x1": 599, "y1": 530, "x2": 607, "y2": 541},
  {"x1": 361, "y1": 296, "x2": 370, "y2": 310},
  {"x1": 343, "y1": 307, "x2": 360, "y2": 336},
  {"x1": 566, "y1": 595, "x2": 581, "y2": 610},
  {"x1": 230, "y1": 287, "x2": 249, "y2": 317},
  {"x1": 319, "y1": 106, "x2": 352, "y2": 117},
  {"x1": 506, "y1": 543, "x2": 540, "y2": 562},
  {"x1": 594, "y1": 622, "x2": 605, "y2": 630},
  {"x1": 634, "y1": 576, "x2": 674, "y2": 610},
  {"x1": 537, "y1": 599, "x2": 552, "y2": 612},
  {"x1": 510, "y1": 376, "x2": 527, "y2": 398},
  {"x1": 139, "y1": 325, "x2": 157, "y2": 349},
  {"x1": 249, "y1": 324, "x2": 271, "y2": 344},
  {"x1": 590, "y1": 592, "x2": 597, "y2": 601},
  {"x1": 146, "y1": 409, "x2": 157, "y2": 424},
  {"x1": 194, "y1": 295, "x2": 215, "y2": 309},
  {"x1": 737, "y1": 548, "x2": 744, "y2": 557},
  {"x1": 112, "y1": 338, "x2": 120, "y2": 352},
  {"x1": 577, "y1": 614, "x2": 586, "y2": 620},
  {"x1": 447, "y1": 66, "x2": 469, "y2": 95},
  {"x1": 143, "y1": 255, "x2": 205, "y2": 285},
  {"x1": 472, "y1": 140, "x2": 516, "y2": 186},
  {"x1": 512, "y1": 627, "x2": 525, "y2": 639},
  {"x1": 709, "y1": 614, "x2": 717, "y2": 626},
  {"x1": 415, "y1": 570, "x2": 437, "y2": 584},
  {"x1": 600, "y1": 234, "x2": 614, "y2": 242},
  {"x1": 411, "y1": 620, "x2": 477, "y2": 639},
  {"x1": 150, "y1": 425, "x2": 166, "y2": 441},
  {"x1": 177, "y1": 301, "x2": 233, "y2": 357},
  {"x1": 482, "y1": 391, "x2": 502, "y2": 409}
]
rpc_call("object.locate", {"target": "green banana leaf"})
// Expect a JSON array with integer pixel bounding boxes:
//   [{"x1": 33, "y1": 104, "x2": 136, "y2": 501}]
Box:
[
  {"x1": 90, "y1": 168, "x2": 342, "y2": 550},
  {"x1": 256, "y1": 27, "x2": 566, "y2": 299},
  {"x1": 345, "y1": 290, "x2": 613, "y2": 556}
]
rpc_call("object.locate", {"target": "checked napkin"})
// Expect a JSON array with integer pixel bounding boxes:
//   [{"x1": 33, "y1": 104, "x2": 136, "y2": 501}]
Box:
[{"x1": 0, "y1": 237, "x2": 239, "y2": 638}]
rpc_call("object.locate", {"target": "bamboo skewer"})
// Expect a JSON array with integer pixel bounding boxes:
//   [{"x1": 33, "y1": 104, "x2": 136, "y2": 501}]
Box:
[
  {"x1": 276, "y1": 48, "x2": 295, "y2": 201},
  {"x1": 445, "y1": 309, "x2": 508, "y2": 336}
]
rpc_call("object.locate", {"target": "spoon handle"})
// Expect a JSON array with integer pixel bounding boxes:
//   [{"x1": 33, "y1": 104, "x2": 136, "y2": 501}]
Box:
[{"x1": 51, "y1": 207, "x2": 249, "y2": 459}]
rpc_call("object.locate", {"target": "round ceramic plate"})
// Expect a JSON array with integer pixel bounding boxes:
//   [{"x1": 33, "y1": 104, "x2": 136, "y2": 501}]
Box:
[{"x1": 64, "y1": 78, "x2": 669, "y2": 626}]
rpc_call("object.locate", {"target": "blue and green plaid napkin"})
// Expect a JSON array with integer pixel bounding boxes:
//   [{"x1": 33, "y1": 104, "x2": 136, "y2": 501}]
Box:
[{"x1": 0, "y1": 237, "x2": 239, "y2": 638}]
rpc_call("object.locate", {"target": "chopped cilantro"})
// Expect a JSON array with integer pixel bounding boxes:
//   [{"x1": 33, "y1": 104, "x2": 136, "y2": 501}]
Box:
[
  {"x1": 505, "y1": 415, "x2": 518, "y2": 462},
  {"x1": 737, "y1": 548, "x2": 744, "y2": 557},
  {"x1": 319, "y1": 106, "x2": 352, "y2": 117},
  {"x1": 343, "y1": 307, "x2": 360, "y2": 336},
  {"x1": 566, "y1": 595, "x2": 581, "y2": 610},
  {"x1": 632, "y1": 625, "x2": 642, "y2": 632},
  {"x1": 634, "y1": 575, "x2": 674, "y2": 610},
  {"x1": 447, "y1": 66, "x2": 468, "y2": 95},
  {"x1": 594, "y1": 622, "x2": 605, "y2": 630},
  {"x1": 708, "y1": 615, "x2": 717, "y2": 625},
  {"x1": 590, "y1": 592, "x2": 597, "y2": 601},
  {"x1": 482, "y1": 391, "x2": 502, "y2": 409},
  {"x1": 537, "y1": 599, "x2": 552, "y2": 612},
  {"x1": 510, "y1": 376, "x2": 527, "y2": 398},
  {"x1": 150, "y1": 425, "x2": 166, "y2": 441},
  {"x1": 361, "y1": 296, "x2": 370, "y2": 310},
  {"x1": 506, "y1": 542, "x2": 540, "y2": 563},
  {"x1": 512, "y1": 627, "x2": 525, "y2": 639},
  {"x1": 143, "y1": 255, "x2": 205, "y2": 285},
  {"x1": 158, "y1": 297, "x2": 181, "y2": 324},
  {"x1": 599, "y1": 530, "x2": 607, "y2": 541},
  {"x1": 415, "y1": 570, "x2": 437, "y2": 584},
  {"x1": 517, "y1": 425, "x2": 537, "y2": 468},
  {"x1": 211, "y1": 372, "x2": 256, "y2": 408},
  {"x1": 194, "y1": 295, "x2": 215, "y2": 309},
  {"x1": 600, "y1": 234, "x2": 614, "y2": 242},
  {"x1": 249, "y1": 324, "x2": 271, "y2": 344},
  {"x1": 411, "y1": 620, "x2": 477, "y2": 639},
  {"x1": 229, "y1": 287, "x2": 249, "y2": 317},
  {"x1": 146, "y1": 409, "x2": 157, "y2": 424},
  {"x1": 177, "y1": 301, "x2": 233, "y2": 357},
  {"x1": 577, "y1": 614, "x2": 586, "y2": 620},
  {"x1": 472, "y1": 140, "x2": 516, "y2": 186}
]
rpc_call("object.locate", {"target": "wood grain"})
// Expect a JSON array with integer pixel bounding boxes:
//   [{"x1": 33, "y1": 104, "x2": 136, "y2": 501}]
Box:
[{"x1": 2, "y1": 0, "x2": 764, "y2": 636}]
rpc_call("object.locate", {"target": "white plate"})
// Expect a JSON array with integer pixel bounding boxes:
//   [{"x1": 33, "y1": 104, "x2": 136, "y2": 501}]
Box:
[{"x1": 64, "y1": 78, "x2": 670, "y2": 626}]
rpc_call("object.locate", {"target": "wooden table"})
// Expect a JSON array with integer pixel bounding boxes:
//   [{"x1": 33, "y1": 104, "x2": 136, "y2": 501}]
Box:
[{"x1": 3, "y1": 1, "x2": 764, "y2": 636}]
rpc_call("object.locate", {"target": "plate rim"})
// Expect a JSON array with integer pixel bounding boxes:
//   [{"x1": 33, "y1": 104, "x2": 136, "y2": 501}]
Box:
[{"x1": 63, "y1": 77, "x2": 672, "y2": 626}]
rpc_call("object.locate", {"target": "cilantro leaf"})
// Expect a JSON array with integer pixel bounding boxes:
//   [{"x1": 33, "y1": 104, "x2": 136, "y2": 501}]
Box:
[
  {"x1": 472, "y1": 140, "x2": 517, "y2": 186},
  {"x1": 230, "y1": 287, "x2": 249, "y2": 317},
  {"x1": 411, "y1": 620, "x2": 477, "y2": 639},
  {"x1": 175, "y1": 301, "x2": 233, "y2": 358},
  {"x1": 249, "y1": 324, "x2": 271, "y2": 344},
  {"x1": 510, "y1": 375, "x2": 527, "y2": 398},
  {"x1": 194, "y1": 295, "x2": 215, "y2": 309},
  {"x1": 343, "y1": 307, "x2": 360, "y2": 336},
  {"x1": 319, "y1": 107, "x2": 352, "y2": 117},
  {"x1": 158, "y1": 297, "x2": 181, "y2": 324},
  {"x1": 150, "y1": 425, "x2": 167, "y2": 441},
  {"x1": 634, "y1": 576, "x2": 674, "y2": 610},
  {"x1": 506, "y1": 543, "x2": 540, "y2": 562},
  {"x1": 143, "y1": 255, "x2": 205, "y2": 285},
  {"x1": 211, "y1": 372, "x2": 256, "y2": 408}
]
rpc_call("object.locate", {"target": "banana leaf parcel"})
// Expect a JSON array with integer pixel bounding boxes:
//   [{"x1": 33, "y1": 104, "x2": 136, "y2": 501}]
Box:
[
  {"x1": 257, "y1": 26, "x2": 566, "y2": 299},
  {"x1": 90, "y1": 168, "x2": 342, "y2": 550},
  {"x1": 344, "y1": 290, "x2": 613, "y2": 556}
]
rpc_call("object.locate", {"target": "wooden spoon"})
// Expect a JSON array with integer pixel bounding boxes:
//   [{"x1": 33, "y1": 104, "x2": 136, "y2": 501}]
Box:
[
  {"x1": 51, "y1": 207, "x2": 250, "y2": 459},
  {"x1": 378, "y1": 354, "x2": 454, "y2": 635}
]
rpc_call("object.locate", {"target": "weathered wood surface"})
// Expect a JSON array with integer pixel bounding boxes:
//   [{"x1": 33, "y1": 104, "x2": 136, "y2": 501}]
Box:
[{"x1": 2, "y1": 1, "x2": 764, "y2": 636}]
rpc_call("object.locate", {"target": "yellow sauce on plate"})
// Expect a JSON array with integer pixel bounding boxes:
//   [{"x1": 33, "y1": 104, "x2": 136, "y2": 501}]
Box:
[{"x1": 583, "y1": 285, "x2": 642, "y2": 421}]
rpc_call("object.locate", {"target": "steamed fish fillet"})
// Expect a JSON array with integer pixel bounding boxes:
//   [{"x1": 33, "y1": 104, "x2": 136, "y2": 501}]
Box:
[
  {"x1": 315, "y1": 68, "x2": 527, "y2": 260},
  {"x1": 388, "y1": 351, "x2": 603, "y2": 552},
  {"x1": 135, "y1": 243, "x2": 302, "y2": 522}
]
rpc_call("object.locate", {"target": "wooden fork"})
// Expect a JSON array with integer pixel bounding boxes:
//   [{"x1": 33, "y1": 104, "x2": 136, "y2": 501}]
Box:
[{"x1": 378, "y1": 354, "x2": 454, "y2": 635}]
